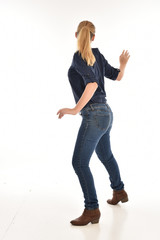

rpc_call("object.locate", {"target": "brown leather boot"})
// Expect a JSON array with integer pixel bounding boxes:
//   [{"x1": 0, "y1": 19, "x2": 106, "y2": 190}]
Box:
[
  {"x1": 107, "y1": 189, "x2": 129, "y2": 205},
  {"x1": 70, "y1": 208, "x2": 101, "y2": 226}
]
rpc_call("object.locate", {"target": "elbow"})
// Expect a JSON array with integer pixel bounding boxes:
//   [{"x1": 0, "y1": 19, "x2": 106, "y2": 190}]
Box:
[{"x1": 93, "y1": 82, "x2": 98, "y2": 89}]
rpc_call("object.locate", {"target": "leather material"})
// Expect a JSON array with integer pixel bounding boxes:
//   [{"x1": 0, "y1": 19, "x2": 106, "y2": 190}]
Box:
[
  {"x1": 70, "y1": 208, "x2": 101, "y2": 226},
  {"x1": 107, "y1": 189, "x2": 129, "y2": 205}
]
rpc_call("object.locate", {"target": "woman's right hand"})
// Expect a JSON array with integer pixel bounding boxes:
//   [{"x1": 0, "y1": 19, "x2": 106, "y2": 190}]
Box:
[
  {"x1": 119, "y1": 50, "x2": 130, "y2": 66},
  {"x1": 116, "y1": 50, "x2": 130, "y2": 81}
]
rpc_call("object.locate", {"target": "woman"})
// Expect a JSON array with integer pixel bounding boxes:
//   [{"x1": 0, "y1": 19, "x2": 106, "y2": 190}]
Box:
[{"x1": 57, "y1": 20, "x2": 130, "y2": 226}]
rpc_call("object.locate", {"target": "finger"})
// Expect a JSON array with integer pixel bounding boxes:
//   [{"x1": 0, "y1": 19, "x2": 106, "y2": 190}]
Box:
[
  {"x1": 125, "y1": 53, "x2": 129, "y2": 57},
  {"x1": 59, "y1": 113, "x2": 63, "y2": 119},
  {"x1": 126, "y1": 51, "x2": 130, "y2": 57},
  {"x1": 121, "y1": 50, "x2": 124, "y2": 55}
]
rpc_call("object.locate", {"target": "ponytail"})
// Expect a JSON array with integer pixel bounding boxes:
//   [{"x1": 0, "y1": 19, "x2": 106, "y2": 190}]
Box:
[{"x1": 76, "y1": 21, "x2": 96, "y2": 66}]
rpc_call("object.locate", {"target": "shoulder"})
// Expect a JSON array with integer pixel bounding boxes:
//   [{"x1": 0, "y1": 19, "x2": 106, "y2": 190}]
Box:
[
  {"x1": 93, "y1": 47, "x2": 105, "y2": 55},
  {"x1": 72, "y1": 51, "x2": 87, "y2": 68},
  {"x1": 68, "y1": 66, "x2": 77, "y2": 75},
  {"x1": 73, "y1": 48, "x2": 99, "y2": 57},
  {"x1": 92, "y1": 47, "x2": 99, "y2": 54},
  {"x1": 92, "y1": 48, "x2": 103, "y2": 59},
  {"x1": 68, "y1": 65, "x2": 82, "y2": 78},
  {"x1": 73, "y1": 51, "x2": 81, "y2": 62},
  {"x1": 71, "y1": 48, "x2": 102, "y2": 69}
]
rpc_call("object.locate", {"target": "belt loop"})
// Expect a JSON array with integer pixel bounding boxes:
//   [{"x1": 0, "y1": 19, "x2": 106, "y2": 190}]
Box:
[{"x1": 89, "y1": 104, "x2": 94, "y2": 111}]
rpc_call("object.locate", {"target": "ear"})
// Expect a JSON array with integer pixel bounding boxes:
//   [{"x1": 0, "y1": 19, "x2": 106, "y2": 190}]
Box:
[
  {"x1": 92, "y1": 35, "x2": 95, "y2": 41},
  {"x1": 75, "y1": 32, "x2": 77, "y2": 38}
]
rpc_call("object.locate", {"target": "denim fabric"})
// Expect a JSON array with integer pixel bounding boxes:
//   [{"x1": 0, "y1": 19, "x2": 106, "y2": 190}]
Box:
[{"x1": 72, "y1": 103, "x2": 124, "y2": 210}]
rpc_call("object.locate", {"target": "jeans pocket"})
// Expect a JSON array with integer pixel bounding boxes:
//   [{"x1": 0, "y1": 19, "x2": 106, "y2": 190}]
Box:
[{"x1": 93, "y1": 111, "x2": 111, "y2": 131}]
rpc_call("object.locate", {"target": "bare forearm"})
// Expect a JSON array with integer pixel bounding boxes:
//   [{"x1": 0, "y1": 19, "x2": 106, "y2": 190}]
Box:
[
  {"x1": 73, "y1": 82, "x2": 98, "y2": 114},
  {"x1": 116, "y1": 63, "x2": 126, "y2": 81},
  {"x1": 116, "y1": 50, "x2": 130, "y2": 81}
]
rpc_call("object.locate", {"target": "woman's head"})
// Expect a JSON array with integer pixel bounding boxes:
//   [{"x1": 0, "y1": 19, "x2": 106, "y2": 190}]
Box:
[{"x1": 75, "y1": 20, "x2": 96, "y2": 66}]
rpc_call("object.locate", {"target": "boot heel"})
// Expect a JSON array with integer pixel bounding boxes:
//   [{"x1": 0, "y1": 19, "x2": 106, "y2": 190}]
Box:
[
  {"x1": 121, "y1": 196, "x2": 128, "y2": 203},
  {"x1": 91, "y1": 219, "x2": 99, "y2": 224}
]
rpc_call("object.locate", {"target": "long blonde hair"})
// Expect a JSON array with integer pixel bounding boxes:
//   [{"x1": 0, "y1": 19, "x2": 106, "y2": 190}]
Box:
[{"x1": 76, "y1": 20, "x2": 96, "y2": 66}]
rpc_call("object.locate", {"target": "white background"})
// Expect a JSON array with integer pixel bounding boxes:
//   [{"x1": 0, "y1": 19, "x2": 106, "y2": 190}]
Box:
[{"x1": 0, "y1": 0, "x2": 160, "y2": 239}]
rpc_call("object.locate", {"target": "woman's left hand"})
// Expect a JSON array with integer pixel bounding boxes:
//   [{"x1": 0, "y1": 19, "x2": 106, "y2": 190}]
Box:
[{"x1": 56, "y1": 108, "x2": 77, "y2": 119}]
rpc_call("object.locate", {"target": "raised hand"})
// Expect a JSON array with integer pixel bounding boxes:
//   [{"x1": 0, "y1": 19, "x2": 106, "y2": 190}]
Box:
[{"x1": 119, "y1": 50, "x2": 130, "y2": 66}]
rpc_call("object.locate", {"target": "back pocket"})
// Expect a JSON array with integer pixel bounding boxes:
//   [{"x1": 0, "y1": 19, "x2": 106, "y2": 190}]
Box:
[{"x1": 93, "y1": 110, "x2": 111, "y2": 131}]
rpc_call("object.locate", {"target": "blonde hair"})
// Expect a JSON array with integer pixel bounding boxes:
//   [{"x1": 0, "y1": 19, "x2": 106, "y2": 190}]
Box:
[{"x1": 76, "y1": 20, "x2": 96, "y2": 66}]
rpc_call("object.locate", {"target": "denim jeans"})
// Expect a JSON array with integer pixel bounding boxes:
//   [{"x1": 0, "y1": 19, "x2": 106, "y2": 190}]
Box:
[{"x1": 72, "y1": 103, "x2": 124, "y2": 210}]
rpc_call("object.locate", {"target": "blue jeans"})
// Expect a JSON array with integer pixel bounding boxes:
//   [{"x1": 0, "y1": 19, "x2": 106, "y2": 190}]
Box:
[{"x1": 72, "y1": 103, "x2": 124, "y2": 210}]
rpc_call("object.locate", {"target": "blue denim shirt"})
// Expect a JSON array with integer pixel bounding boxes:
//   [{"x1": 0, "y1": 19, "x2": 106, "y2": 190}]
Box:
[{"x1": 68, "y1": 48, "x2": 120, "y2": 110}]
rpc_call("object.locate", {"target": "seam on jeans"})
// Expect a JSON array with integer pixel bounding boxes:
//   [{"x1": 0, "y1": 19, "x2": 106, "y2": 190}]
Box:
[
  {"x1": 88, "y1": 107, "x2": 108, "y2": 111},
  {"x1": 76, "y1": 119, "x2": 91, "y2": 205},
  {"x1": 94, "y1": 113, "x2": 110, "y2": 131},
  {"x1": 106, "y1": 103, "x2": 111, "y2": 110},
  {"x1": 96, "y1": 112, "x2": 112, "y2": 165},
  {"x1": 96, "y1": 129, "x2": 113, "y2": 172},
  {"x1": 111, "y1": 110, "x2": 113, "y2": 127}
]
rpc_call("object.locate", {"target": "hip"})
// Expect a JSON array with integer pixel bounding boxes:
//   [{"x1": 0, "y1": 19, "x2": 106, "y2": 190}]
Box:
[
  {"x1": 79, "y1": 103, "x2": 113, "y2": 131},
  {"x1": 80, "y1": 102, "x2": 112, "y2": 115}
]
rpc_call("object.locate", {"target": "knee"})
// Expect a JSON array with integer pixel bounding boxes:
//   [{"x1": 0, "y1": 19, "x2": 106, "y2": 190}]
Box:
[
  {"x1": 72, "y1": 156, "x2": 87, "y2": 172},
  {"x1": 72, "y1": 156, "x2": 79, "y2": 171}
]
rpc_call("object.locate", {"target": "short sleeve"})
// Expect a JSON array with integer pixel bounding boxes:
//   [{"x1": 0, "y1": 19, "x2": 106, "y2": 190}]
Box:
[
  {"x1": 72, "y1": 52, "x2": 99, "y2": 86},
  {"x1": 98, "y1": 49, "x2": 120, "y2": 80}
]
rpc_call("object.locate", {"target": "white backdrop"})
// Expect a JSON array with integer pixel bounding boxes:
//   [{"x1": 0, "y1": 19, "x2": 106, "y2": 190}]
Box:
[{"x1": 0, "y1": 0, "x2": 160, "y2": 239}]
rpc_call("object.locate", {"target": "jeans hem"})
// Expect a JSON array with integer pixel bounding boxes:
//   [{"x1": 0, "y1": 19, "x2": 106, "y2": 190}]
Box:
[{"x1": 85, "y1": 205, "x2": 99, "y2": 210}]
